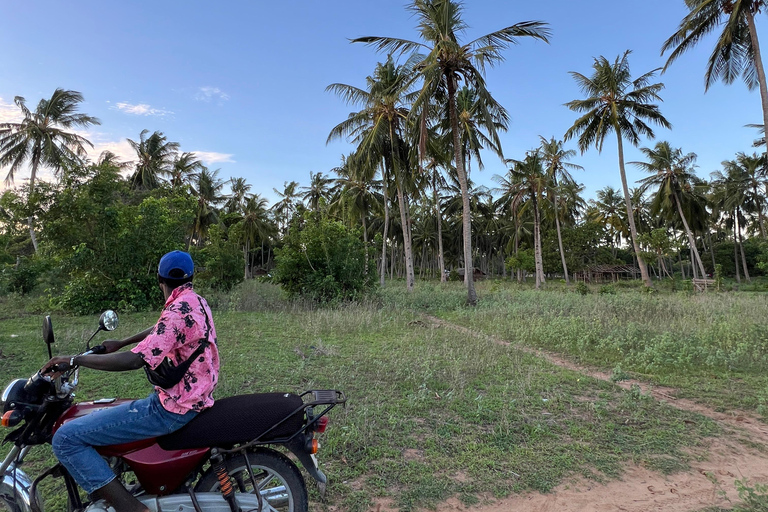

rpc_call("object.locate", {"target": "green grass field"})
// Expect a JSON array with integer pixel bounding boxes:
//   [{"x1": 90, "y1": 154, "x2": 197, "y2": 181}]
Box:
[{"x1": 3, "y1": 279, "x2": 768, "y2": 511}]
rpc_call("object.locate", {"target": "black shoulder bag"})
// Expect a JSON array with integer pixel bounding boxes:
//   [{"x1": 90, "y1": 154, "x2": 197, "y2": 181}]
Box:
[{"x1": 144, "y1": 297, "x2": 213, "y2": 389}]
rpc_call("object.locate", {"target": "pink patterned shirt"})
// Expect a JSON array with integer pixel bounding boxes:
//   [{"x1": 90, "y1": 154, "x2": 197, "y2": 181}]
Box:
[{"x1": 132, "y1": 283, "x2": 219, "y2": 414}]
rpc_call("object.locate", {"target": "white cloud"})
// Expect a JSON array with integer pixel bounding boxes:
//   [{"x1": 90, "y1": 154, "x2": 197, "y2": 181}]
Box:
[
  {"x1": 0, "y1": 97, "x2": 22, "y2": 124},
  {"x1": 113, "y1": 102, "x2": 173, "y2": 117},
  {"x1": 194, "y1": 87, "x2": 230, "y2": 102},
  {"x1": 192, "y1": 151, "x2": 235, "y2": 164}
]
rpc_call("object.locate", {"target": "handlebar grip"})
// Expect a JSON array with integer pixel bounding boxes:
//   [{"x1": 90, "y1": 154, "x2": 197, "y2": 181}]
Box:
[
  {"x1": 91, "y1": 345, "x2": 107, "y2": 355},
  {"x1": 43, "y1": 363, "x2": 70, "y2": 374}
]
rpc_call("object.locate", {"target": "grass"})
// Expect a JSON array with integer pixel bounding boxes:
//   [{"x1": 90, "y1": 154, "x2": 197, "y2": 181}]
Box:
[
  {"x1": 385, "y1": 279, "x2": 768, "y2": 418},
  {"x1": 0, "y1": 280, "x2": 728, "y2": 511}
]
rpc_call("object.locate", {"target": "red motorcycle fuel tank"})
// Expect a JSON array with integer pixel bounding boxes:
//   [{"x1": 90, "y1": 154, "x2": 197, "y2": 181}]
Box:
[{"x1": 53, "y1": 400, "x2": 210, "y2": 495}]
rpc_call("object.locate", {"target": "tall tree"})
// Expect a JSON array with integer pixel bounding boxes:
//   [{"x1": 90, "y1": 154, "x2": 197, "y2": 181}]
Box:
[
  {"x1": 327, "y1": 55, "x2": 420, "y2": 290},
  {"x1": 353, "y1": 0, "x2": 550, "y2": 304},
  {"x1": 225, "y1": 177, "x2": 252, "y2": 215},
  {"x1": 538, "y1": 136, "x2": 583, "y2": 284},
  {"x1": 564, "y1": 51, "x2": 671, "y2": 287},
  {"x1": 0, "y1": 88, "x2": 100, "y2": 251},
  {"x1": 634, "y1": 141, "x2": 707, "y2": 278},
  {"x1": 169, "y1": 152, "x2": 204, "y2": 192},
  {"x1": 662, "y1": 0, "x2": 768, "y2": 165},
  {"x1": 271, "y1": 180, "x2": 300, "y2": 234},
  {"x1": 127, "y1": 129, "x2": 179, "y2": 190},
  {"x1": 300, "y1": 171, "x2": 333, "y2": 213},
  {"x1": 189, "y1": 167, "x2": 225, "y2": 249}
]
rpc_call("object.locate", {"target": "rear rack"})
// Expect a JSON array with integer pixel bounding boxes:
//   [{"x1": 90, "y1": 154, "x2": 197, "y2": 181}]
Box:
[{"x1": 218, "y1": 389, "x2": 346, "y2": 454}]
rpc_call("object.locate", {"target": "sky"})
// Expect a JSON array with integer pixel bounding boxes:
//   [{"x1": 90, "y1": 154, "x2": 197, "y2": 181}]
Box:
[{"x1": 0, "y1": 1, "x2": 762, "y2": 206}]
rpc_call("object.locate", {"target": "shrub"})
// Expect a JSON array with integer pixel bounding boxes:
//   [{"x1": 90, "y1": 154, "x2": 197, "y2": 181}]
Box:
[
  {"x1": 575, "y1": 282, "x2": 590, "y2": 296},
  {"x1": 274, "y1": 213, "x2": 374, "y2": 301},
  {"x1": 598, "y1": 284, "x2": 616, "y2": 295}
]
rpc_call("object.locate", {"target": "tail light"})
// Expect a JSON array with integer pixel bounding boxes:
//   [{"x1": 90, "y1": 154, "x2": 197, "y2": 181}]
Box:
[{"x1": 314, "y1": 416, "x2": 329, "y2": 433}]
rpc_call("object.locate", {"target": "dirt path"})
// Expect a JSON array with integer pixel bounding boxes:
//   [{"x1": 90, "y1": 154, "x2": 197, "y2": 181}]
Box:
[{"x1": 411, "y1": 314, "x2": 768, "y2": 512}]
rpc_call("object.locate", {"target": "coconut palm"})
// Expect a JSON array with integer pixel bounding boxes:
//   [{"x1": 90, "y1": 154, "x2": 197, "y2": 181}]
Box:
[
  {"x1": 662, "y1": 0, "x2": 768, "y2": 164},
  {"x1": 188, "y1": 167, "x2": 225, "y2": 249},
  {"x1": 712, "y1": 162, "x2": 753, "y2": 282},
  {"x1": 169, "y1": 152, "x2": 204, "y2": 192},
  {"x1": 730, "y1": 152, "x2": 768, "y2": 237},
  {"x1": 327, "y1": 55, "x2": 420, "y2": 290},
  {"x1": 240, "y1": 193, "x2": 273, "y2": 278},
  {"x1": 353, "y1": 0, "x2": 550, "y2": 304},
  {"x1": 588, "y1": 186, "x2": 628, "y2": 256},
  {"x1": 564, "y1": 51, "x2": 671, "y2": 287},
  {"x1": 271, "y1": 180, "x2": 300, "y2": 233},
  {"x1": 538, "y1": 136, "x2": 583, "y2": 284},
  {"x1": 127, "y1": 129, "x2": 179, "y2": 190},
  {"x1": 0, "y1": 88, "x2": 100, "y2": 251},
  {"x1": 634, "y1": 141, "x2": 707, "y2": 277},
  {"x1": 300, "y1": 171, "x2": 333, "y2": 213},
  {"x1": 494, "y1": 151, "x2": 549, "y2": 289},
  {"x1": 224, "y1": 177, "x2": 252, "y2": 215}
]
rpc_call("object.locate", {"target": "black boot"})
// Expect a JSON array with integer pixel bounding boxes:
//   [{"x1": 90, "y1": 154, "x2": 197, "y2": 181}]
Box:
[{"x1": 92, "y1": 479, "x2": 149, "y2": 512}]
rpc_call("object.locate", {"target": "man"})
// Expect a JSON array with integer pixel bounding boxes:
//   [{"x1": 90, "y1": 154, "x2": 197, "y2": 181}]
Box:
[{"x1": 43, "y1": 250, "x2": 219, "y2": 512}]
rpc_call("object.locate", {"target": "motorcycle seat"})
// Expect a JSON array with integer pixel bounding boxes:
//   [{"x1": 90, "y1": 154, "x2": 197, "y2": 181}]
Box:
[{"x1": 157, "y1": 392, "x2": 305, "y2": 450}]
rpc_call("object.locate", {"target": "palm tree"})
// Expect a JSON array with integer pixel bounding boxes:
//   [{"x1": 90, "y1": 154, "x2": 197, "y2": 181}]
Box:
[
  {"x1": 588, "y1": 186, "x2": 628, "y2": 256},
  {"x1": 300, "y1": 171, "x2": 333, "y2": 213},
  {"x1": 271, "y1": 180, "x2": 300, "y2": 233},
  {"x1": 538, "y1": 136, "x2": 583, "y2": 284},
  {"x1": 731, "y1": 152, "x2": 767, "y2": 238},
  {"x1": 564, "y1": 51, "x2": 671, "y2": 287},
  {"x1": 0, "y1": 88, "x2": 100, "y2": 251},
  {"x1": 188, "y1": 167, "x2": 225, "y2": 248},
  {"x1": 353, "y1": 0, "x2": 550, "y2": 304},
  {"x1": 634, "y1": 141, "x2": 707, "y2": 278},
  {"x1": 169, "y1": 152, "x2": 204, "y2": 191},
  {"x1": 224, "y1": 177, "x2": 252, "y2": 215},
  {"x1": 239, "y1": 193, "x2": 273, "y2": 278},
  {"x1": 327, "y1": 55, "x2": 420, "y2": 290},
  {"x1": 127, "y1": 129, "x2": 179, "y2": 190},
  {"x1": 662, "y1": 0, "x2": 768, "y2": 165},
  {"x1": 494, "y1": 151, "x2": 549, "y2": 289}
]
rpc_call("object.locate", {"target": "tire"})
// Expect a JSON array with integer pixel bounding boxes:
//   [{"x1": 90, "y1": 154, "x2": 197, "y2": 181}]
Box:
[
  {"x1": 196, "y1": 449, "x2": 308, "y2": 512},
  {"x1": 0, "y1": 493, "x2": 20, "y2": 512}
]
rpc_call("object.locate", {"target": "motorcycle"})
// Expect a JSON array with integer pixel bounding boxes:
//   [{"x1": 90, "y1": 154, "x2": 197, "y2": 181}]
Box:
[{"x1": 0, "y1": 311, "x2": 346, "y2": 512}]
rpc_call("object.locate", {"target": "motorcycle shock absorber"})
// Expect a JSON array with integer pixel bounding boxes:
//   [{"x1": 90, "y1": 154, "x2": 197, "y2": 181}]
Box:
[{"x1": 210, "y1": 449, "x2": 242, "y2": 512}]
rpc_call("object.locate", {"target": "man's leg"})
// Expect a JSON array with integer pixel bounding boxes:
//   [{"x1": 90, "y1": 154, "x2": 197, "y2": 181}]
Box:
[{"x1": 52, "y1": 393, "x2": 195, "y2": 512}]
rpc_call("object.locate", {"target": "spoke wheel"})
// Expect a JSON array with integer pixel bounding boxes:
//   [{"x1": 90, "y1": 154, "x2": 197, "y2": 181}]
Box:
[
  {"x1": 196, "y1": 449, "x2": 308, "y2": 512},
  {"x1": 0, "y1": 493, "x2": 20, "y2": 512}
]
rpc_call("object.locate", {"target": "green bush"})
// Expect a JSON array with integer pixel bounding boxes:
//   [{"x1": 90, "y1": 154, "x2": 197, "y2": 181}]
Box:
[
  {"x1": 274, "y1": 213, "x2": 374, "y2": 301},
  {"x1": 575, "y1": 282, "x2": 590, "y2": 296},
  {"x1": 1, "y1": 257, "x2": 47, "y2": 295},
  {"x1": 598, "y1": 284, "x2": 616, "y2": 295}
]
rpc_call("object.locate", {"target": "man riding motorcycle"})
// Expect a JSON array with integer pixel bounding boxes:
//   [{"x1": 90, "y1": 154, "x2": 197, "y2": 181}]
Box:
[{"x1": 42, "y1": 250, "x2": 219, "y2": 512}]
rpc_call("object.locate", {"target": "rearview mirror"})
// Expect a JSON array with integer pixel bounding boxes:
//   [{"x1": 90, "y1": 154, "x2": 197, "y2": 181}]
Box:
[
  {"x1": 42, "y1": 316, "x2": 54, "y2": 345},
  {"x1": 99, "y1": 310, "x2": 119, "y2": 332}
]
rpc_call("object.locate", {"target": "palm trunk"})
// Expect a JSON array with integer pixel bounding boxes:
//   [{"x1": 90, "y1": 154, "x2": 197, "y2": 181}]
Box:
[
  {"x1": 673, "y1": 190, "x2": 706, "y2": 277},
  {"x1": 380, "y1": 165, "x2": 390, "y2": 287},
  {"x1": 552, "y1": 188, "x2": 570, "y2": 284},
  {"x1": 533, "y1": 194, "x2": 545, "y2": 289},
  {"x1": 737, "y1": 208, "x2": 751, "y2": 283},
  {"x1": 734, "y1": 225, "x2": 741, "y2": 283},
  {"x1": 447, "y1": 75, "x2": 476, "y2": 304},
  {"x1": 433, "y1": 173, "x2": 446, "y2": 283},
  {"x1": 27, "y1": 159, "x2": 40, "y2": 253},
  {"x1": 745, "y1": 9, "x2": 768, "y2": 179},
  {"x1": 615, "y1": 131, "x2": 652, "y2": 286},
  {"x1": 707, "y1": 230, "x2": 717, "y2": 271},
  {"x1": 244, "y1": 239, "x2": 250, "y2": 279},
  {"x1": 362, "y1": 212, "x2": 369, "y2": 275},
  {"x1": 389, "y1": 128, "x2": 415, "y2": 291}
]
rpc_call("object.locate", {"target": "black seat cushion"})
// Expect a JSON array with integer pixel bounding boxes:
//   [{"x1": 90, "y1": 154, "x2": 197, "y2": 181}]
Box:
[{"x1": 158, "y1": 393, "x2": 305, "y2": 450}]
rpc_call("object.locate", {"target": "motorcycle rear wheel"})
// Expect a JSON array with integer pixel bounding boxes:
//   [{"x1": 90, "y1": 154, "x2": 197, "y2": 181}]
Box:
[{"x1": 196, "y1": 449, "x2": 308, "y2": 512}]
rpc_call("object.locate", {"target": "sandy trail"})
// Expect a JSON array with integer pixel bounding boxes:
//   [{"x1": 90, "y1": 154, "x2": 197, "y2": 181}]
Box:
[{"x1": 388, "y1": 314, "x2": 768, "y2": 512}]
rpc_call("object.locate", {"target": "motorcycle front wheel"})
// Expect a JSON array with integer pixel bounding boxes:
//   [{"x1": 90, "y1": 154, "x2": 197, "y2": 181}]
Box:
[
  {"x1": 196, "y1": 449, "x2": 308, "y2": 512},
  {"x1": 0, "y1": 493, "x2": 20, "y2": 512}
]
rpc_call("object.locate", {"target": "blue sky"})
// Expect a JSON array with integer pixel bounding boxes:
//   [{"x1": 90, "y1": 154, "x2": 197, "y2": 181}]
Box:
[{"x1": 0, "y1": 1, "x2": 761, "y2": 206}]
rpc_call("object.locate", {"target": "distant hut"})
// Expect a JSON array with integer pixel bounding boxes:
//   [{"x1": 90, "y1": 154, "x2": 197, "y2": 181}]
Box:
[
  {"x1": 573, "y1": 264, "x2": 640, "y2": 283},
  {"x1": 457, "y1": 268, "x2": 487, "y2": 281}
]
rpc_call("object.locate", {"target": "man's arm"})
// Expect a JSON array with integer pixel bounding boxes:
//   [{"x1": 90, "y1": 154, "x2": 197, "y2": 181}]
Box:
[
  {"x1": 43, "y1": 352, "x2": 146, "y2": 374},
  {"x1": 101, "y1": 327, "x2": 154, "y2": 353}
]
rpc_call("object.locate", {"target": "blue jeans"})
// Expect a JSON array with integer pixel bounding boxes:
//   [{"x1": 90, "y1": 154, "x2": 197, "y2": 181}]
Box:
[{"x1": 52, "y1": 393, "x2": 197, "y2": 494}]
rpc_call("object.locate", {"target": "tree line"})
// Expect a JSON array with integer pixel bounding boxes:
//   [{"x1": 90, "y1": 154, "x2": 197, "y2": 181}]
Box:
[{"x1": 1, "y1": 0, "x2": 768, "y2": 309}]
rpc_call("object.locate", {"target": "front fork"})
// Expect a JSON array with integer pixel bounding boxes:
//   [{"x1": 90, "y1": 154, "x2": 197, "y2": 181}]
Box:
[{"x1": 1, "y1": 446, "x2": 38, "y2": 512}]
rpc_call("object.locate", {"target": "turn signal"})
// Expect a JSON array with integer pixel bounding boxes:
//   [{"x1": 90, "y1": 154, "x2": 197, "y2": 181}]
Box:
[
  {"x1": 310, "y1": 439, "x2": 319, "y2": 454},
  {"x1": 314, "y1": 416, "x2": 329, "y2": 433},
  {"x1": 1, "y1": 410, "x2": 21, "y2": 427}
]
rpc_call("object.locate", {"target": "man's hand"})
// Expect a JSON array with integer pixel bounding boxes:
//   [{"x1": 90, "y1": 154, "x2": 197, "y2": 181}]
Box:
[{"x1": 101, "y1": 340, "x2": 123, "y2": 354}]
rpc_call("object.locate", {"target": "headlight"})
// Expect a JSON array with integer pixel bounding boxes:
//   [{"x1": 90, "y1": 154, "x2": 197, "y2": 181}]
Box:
[{"x1": 1, "y1": 379, "x2": 26, "y2": 412}]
